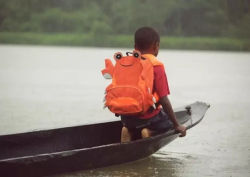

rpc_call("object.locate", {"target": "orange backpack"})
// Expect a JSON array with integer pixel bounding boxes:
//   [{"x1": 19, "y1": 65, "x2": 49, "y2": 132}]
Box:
[{"x1": 101, "y1": 50, "x2": 162, "y2": 115}]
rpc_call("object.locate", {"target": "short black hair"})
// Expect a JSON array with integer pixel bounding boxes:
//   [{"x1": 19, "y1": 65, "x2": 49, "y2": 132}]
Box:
[{"x1": 134, "y1": 27, "x2": 160, "y2": 51}]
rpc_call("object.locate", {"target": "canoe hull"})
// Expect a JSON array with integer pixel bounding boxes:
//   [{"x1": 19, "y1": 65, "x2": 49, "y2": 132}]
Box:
[
  {"x1": 0, "y1": 102, "x2": 209, "y2": 177},
  {"x1": 0, "y1": 129, "x2": 178, "y2": 177}
]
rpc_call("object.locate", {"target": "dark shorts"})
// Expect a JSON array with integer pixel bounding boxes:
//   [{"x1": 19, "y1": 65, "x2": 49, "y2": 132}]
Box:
[{"x1": 121, "y1": 109, "x2": 173, "y2": 132}]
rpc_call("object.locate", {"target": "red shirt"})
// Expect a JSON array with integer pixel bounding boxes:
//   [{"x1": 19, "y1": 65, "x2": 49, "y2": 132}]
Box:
[{"x1": 139, "y1": 65, "x2": 170, "y2": 119}]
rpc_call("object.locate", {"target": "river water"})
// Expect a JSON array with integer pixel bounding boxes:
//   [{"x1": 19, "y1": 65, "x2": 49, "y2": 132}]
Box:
[{"x1": 0, "y1": 45, "x2": 249, "y2": 177}]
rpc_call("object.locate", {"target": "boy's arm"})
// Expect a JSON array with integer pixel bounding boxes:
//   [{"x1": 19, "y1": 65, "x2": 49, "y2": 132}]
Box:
[
  {"x1": 159, "y1": 96, "x2": 186, "y2": 137},
  {"x1": 153, "y1": 65, "x2": 186, "y2": 137}
]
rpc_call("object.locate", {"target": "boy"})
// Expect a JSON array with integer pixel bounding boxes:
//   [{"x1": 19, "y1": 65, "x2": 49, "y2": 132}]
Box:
[{"x1": 121, "y1": 27, "x2": 186, "y2": 142}]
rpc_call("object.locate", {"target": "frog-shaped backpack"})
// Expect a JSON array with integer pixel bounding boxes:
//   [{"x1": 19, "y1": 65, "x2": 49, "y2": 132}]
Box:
[{"x1": 101, "y1": 50, "x2": 163, "y2": 116}]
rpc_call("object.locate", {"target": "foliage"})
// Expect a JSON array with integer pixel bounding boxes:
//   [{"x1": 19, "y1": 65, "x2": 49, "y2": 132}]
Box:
[{"x1": 0, "y1": 0, "x2": 249, "y2": 40}]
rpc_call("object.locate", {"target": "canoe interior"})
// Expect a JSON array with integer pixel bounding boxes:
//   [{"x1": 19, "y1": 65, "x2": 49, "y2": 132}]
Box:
[
  {"x1": 0, "y1": 102, "x2": 201, "y2": 161},
  {"x1": 0, "y1": 121, "x2": 123, "y2": 160}
]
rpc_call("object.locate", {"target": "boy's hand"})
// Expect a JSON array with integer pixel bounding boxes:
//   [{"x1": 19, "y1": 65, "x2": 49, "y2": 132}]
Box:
[
  {"x1": 159, "y1": 96, "x2": 187, "y2": 137},
  {"x1": 175, "y1": 125, "x2": 186, "y2": 137}
]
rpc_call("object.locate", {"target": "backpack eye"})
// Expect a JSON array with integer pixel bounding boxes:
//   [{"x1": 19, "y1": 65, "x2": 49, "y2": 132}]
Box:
[
  {"x1": 134, "y1": 53, "x2": 139, "y2": 58},
  {"x1": 114, "y1": 52, "x2": 123, "y2": 60},
  {"x1": 133, "y1": 50, "x2": 141, "y2": 58}
]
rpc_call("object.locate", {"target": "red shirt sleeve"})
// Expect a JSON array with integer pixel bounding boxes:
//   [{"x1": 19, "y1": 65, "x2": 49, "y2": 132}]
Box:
[{"x1": 153, "y1": 65, "x2": 170, "y2": 98}]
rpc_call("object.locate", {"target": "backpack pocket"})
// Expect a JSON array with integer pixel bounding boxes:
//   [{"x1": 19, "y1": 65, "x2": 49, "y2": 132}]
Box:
[{"x1": 105, "y1": 86, "x2": 144, "y2": 115}]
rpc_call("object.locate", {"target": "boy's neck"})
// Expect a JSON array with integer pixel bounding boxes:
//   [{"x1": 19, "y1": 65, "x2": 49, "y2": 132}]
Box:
[
  {"x1": 136, "y1": 49, "x2": 158, "y2": 57},
  {"x1": 134, "y1": 42, "x2": 159, "y2": 57}
]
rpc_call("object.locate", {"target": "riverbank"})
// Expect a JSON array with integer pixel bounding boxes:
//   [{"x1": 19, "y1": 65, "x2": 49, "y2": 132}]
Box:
[{"x1": 0, "y1": 32, "x2": 249, "y2": 51}]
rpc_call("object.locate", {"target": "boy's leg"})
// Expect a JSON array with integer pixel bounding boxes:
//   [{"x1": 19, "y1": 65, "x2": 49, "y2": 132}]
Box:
[
  {"x1": 148, "y1": 110, "x2": 173, "y2": 132},
  {"x1": 141, "y1": 109, "x2": 172, "y2": 138},
  {"x1": 121, "y1": 126, "x2": 132, "y2": 143},
  {"x1": 141, "y1": 128, "x2": 156, "y2": 138}
]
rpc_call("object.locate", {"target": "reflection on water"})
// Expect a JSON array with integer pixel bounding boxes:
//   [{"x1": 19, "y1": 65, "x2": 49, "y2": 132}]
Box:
[
  {"x1": 0, "y1": 45, "x2": 250, "y2": 177},
  {"x1": 53, "y1": 152, "x2": 183, "y2": 177},
  {"x1": 53, "y1": 149, "x2": 249, "y2": 177}
]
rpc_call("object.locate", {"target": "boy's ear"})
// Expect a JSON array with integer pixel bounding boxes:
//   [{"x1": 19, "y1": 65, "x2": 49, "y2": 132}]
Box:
[
  {"x1": 153, "y1": 42, "x2": 160, "y2": 50},
  {"x1": 153, "y1": 41, "x2": 159, "y2": 56},
  {"x1": 151, "y1": 42, "x2": 156, "y2": 50},
  {"x1": 154, "y1": 41, "x2": 159, "y2": 48}
]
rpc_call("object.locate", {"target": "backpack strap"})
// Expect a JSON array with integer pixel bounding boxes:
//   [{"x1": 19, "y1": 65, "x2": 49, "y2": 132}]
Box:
[
  {"x1": 142, "y1": 54, "x2": 165, "y2": 106},
  {"x1": 142, "y1": 54, "x2": 164, "y2": 68}
]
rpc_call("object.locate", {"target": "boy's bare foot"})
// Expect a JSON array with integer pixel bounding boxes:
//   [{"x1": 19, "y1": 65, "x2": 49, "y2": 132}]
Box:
[
  {"x1": 121, "y1": 126, "x2": 132, "y2": 143},
  {"x1": 141, "y1": 128, "x2": 155, "y2": 138}
]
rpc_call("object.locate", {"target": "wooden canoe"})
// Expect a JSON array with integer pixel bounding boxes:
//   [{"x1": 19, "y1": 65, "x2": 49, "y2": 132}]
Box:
[{"x1": 0, "y1": 102, "x2": 209, "y2": 177}]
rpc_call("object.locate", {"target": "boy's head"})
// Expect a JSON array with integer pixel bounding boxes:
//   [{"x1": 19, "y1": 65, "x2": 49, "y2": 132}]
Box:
[{"x1": 134, "y1": 27, "x2": 160, "y2": 56}]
